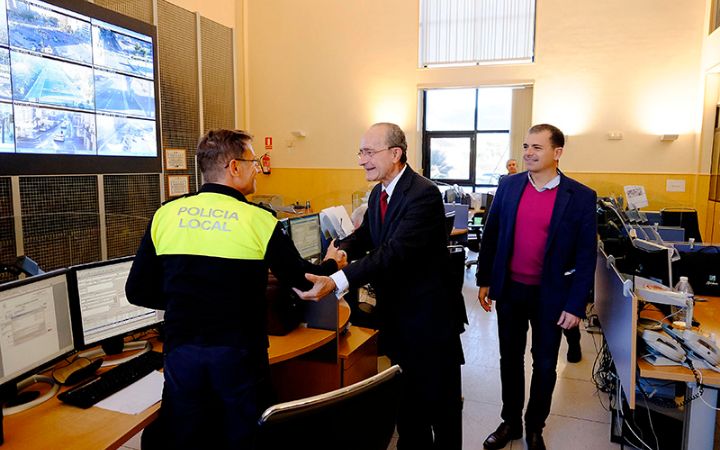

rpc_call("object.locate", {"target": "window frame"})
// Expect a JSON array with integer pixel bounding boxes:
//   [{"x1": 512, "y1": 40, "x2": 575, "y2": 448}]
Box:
[{"x1": 421, "y1": 89, "x2": 512, "y2": 191}]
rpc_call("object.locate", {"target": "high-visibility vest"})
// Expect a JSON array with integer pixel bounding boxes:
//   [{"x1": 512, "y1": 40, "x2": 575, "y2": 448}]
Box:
[{"x1": 151, "y1": 192, "x2": 277, "y2": 260}]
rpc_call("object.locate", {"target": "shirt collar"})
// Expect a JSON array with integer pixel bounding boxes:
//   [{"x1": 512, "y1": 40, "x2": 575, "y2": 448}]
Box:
[
  {"x1": 200, "y1": 183, "x2": 248, "y2": 203},
  {"x1": 527, "y1": 170, "x2": 561, "y2": 192},
  {"x1": 382, "y1": 164, "x2": 408, "y2": 200}
]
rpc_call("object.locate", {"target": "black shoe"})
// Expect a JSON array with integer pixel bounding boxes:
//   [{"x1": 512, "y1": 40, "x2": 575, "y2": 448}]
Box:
[
  {"x1": 567, "y1": 343, "x2": 582, "y2": 363},
  {"x1": 526, "y1": 430, "x2": 546, "y2": 450},
  {"x1": 483, "y1": 422, "x2": 522, "y2": 450}
]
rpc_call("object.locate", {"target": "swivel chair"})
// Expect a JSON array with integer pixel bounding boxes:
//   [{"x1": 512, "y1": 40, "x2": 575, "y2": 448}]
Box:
[{"x1": 256, "y1": 365, "x2": 402, "y2": 450}]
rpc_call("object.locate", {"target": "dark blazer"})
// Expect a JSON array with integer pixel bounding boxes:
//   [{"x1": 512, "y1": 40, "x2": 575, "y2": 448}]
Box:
[
  {"x1": 339, "y1": 165, "x2": 466, "y2": 363},
  {"x1": 476, "y1": 171, "x2": 597, "y2": 319}
]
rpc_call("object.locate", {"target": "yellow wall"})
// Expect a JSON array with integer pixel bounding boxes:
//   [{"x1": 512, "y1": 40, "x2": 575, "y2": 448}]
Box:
[
  {"x1": 569, "y1": 173, "x2": 710, "y2": 231},
  {"x1": 242, "y1": 0, "x2": 713, "y2": 230},
  {"x1": 251, "y1": 168, "x2": 370, "y2": 213}
]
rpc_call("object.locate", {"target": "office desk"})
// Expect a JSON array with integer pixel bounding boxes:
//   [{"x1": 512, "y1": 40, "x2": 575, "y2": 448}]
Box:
[
  {"x1": 3, "y1": 301, "x2": 354, "y2": 450},
  {"x1": 596, "y1": 248, "x2": 719, "y2": 450},
  {"x1": 637, "y1": 296, "x2": 720, "y2": 385},
  {"x1": 267, "y1": 298, "x2": 350, "y2": 364}
]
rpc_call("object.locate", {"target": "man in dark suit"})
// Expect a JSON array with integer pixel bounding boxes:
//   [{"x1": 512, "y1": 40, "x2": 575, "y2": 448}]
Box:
[
  {"x1": 477, "y1": 124, "x2": 597, "y2": 450},
  {"x1": 295, "y1": 122, "x2": 467, "y2": 449}
]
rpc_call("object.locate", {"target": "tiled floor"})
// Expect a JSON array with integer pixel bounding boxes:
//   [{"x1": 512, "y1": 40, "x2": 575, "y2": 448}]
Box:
[{"x1": 120, "y1": 266, "x2": 621, "y2": 450}]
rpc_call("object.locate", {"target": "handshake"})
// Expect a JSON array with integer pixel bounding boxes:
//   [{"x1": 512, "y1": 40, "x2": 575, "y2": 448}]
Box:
[{"x1": 323, "y1": 239, "x2": 348, "y2": 270}]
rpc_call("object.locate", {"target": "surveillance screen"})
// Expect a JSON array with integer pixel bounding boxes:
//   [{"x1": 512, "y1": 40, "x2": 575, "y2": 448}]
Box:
[
  {"x1": 0, "y1": 2, "x2": 7, "y2": 47},
  {"x1": 0, "y1": 50, "x2": 10, "y2": 100},
  {"x1": 7, "y1": 0, "x2": 92, "y2": 65},
  {"x1": 0, "y1": 0, "x2": 158, "y2": 160},
  {"x1": 11, "y1": 51, "x2": 95, "y2": 110},
  {"x1": 0, "y1": 103, "x2": 13, "y2": 153},
  {"x1": 92, "y1": 22, "x2": 154, "y2": 79},
  {"x1": 97, "y1": 114, "x2": 156, "y2": 157},
  {"x1": 14, "y1": 105, "x2": 96, "y2": 155},
  {"x1": 94, "y1": 70, "x2": 155, "y2": 118}
]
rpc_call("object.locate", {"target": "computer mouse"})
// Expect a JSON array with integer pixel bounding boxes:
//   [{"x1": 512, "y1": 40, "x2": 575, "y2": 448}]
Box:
[{"x1": 53, "y1": 358, "x2": 103, "y2": 385}]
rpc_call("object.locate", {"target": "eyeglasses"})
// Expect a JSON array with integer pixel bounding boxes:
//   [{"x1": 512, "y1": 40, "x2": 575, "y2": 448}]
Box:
[
  {"x1": 357, "y1": 147, "x2": 397, "y2": 159},
  {"x1": 224, "y1": 157, "x2": 261, "y2": 168}
]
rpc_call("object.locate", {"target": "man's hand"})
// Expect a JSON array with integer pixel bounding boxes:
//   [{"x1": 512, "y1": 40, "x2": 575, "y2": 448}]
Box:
[
  {"x1": 478, "y1": 286, "x2": 493, "y2": 312},
  {"x1": 293, "y1": 273, "x2": 337, "y2": 301},
  {"x1": 324, "y1": 239, "x2": 348, "y2": 269},
  {"x1": 557, "y1": 311, "x2": 581, "y2": 329}
]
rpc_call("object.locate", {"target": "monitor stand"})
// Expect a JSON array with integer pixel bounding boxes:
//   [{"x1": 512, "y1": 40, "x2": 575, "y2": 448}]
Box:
[
  {"x1": 1, "y1": 375, "x2": 59, "y2": 415},
  {"x1": 78, "y1": 340, "x2": 152, "y2": 368}
]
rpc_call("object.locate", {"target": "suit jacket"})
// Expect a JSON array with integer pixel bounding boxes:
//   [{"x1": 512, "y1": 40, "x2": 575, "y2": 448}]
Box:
[
  {"x1": 339, "y1": 166, "x2": 466, "y2": 363},
  {"x1": 476, "y1": 171, "x2": 597, "y2": 319}
]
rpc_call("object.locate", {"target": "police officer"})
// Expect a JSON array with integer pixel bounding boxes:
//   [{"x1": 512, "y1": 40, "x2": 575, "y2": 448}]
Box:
[{"x1": 126, "y1": 129, "x2": 346, "y2": 449}]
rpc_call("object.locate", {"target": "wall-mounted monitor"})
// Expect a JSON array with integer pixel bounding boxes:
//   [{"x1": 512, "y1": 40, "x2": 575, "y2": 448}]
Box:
[{"x1": 0, "y1": 0, "x2": 161, "y2": 175}]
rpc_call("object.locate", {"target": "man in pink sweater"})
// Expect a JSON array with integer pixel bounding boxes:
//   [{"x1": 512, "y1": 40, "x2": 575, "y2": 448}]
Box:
[{"x1": 476, "y1": 124, "x2": 597, "y2": 450}]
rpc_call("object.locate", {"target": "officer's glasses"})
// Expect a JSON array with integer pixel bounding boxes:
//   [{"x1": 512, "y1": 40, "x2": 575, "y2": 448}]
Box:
[{"x1": 224, "y1": 157, "x2": 261, "y2": 168}]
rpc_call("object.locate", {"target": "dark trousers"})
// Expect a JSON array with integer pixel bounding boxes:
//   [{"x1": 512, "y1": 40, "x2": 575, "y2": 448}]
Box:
[
  {"x1": 393, "y1": 339, "x2": 464, "y2": 450},
  {"x1": 564, "y1": 325, "x2": 581, "y2": 347},
  {"x1": 496, "y1": 281, "x2": 563, "y2": 432},
  {"x1": 151, "y1": 344, "x2": 272, "y2": 450}
]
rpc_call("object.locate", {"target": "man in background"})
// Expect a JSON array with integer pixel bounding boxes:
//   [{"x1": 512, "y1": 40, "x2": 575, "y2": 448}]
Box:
[
  {"x1": 476, "y1": 124, "x2": 596, "y2": 450},
  {"x1": 498, "y1": 158, "x2": 518, "y2": 184},
  {"x1": 126, "y1": 129, "x2": 346, "y2": 449},
  {"x1": 295, "y1": 122, "x2": 467, "y2": 449}
]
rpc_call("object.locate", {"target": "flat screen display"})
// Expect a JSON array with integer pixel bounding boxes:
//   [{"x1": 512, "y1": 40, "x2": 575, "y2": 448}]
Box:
[
  {"x1": 68, "y1": 257, "x2": 163, "y2": 349},
  {"x1": 0, "y1": 270, "x2": 74, "y2": 387},
  {"x1": 0, "y1": 0, "x2": 161, "y2": 174}
]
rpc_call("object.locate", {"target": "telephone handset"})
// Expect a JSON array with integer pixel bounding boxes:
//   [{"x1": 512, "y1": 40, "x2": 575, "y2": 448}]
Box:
[
  {"x1": 663, "y1": 324, "x2": 720, "y2": 366},
  {"x1": 642, "y1": 329, "x2": 686, "y2": 362}
]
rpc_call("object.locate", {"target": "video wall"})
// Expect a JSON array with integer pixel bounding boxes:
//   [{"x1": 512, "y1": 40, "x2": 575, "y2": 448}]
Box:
[{"x1": 0, "y1": 0, "x2": 161, "y2": 175}]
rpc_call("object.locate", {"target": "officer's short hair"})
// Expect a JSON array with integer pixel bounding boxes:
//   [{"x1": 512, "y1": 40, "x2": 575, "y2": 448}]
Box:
[{"x1": 197, "y1": 129, "x2": 253, "y2": 182}]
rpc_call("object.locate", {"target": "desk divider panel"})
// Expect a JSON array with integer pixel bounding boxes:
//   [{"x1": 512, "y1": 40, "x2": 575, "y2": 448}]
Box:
[{"x1": 595, "y1": 246, "x2": 638, "y2": 409}]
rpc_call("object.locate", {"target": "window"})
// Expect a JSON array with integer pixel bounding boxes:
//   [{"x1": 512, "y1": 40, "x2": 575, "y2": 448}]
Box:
[
  {"x1": 712, "y1": 0, "x2": 720, "y2": 34},
  {"x1": 422, "y1": 87, "x2": 514, "y2": 190},
  {"x1": 419, "y1": 0, "x2": 536, "y2": 67}
]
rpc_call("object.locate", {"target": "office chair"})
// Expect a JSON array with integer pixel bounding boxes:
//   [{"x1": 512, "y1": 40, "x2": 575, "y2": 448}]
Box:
[
  {"x1": 660, "y1": 208, "x2": 702, "y2": 243},
  {"x1": 256, "y1": 365, "x2": 402, "y2": 450}
]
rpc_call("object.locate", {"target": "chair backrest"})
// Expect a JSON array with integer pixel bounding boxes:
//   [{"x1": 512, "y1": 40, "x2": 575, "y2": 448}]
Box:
[{"x1": 256, "y1": 365, "x2": 402, "y2": 450}]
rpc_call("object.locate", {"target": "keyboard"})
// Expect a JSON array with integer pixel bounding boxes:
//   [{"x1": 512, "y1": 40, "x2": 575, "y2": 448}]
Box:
[{"x1": 58, "y1": 350, "x2": 164, "y2": 409}]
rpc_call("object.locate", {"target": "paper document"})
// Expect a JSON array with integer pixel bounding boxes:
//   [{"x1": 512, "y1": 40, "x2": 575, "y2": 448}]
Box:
[
  {"x1": 624, "y1": 185, "x2": 648, "y2": 209},
  {"x1": 95, "y1": 370, "x2": 164, "y2": 415},
  {"x1": 320, "y1": 205, "x2": 354, "y2": 239}
]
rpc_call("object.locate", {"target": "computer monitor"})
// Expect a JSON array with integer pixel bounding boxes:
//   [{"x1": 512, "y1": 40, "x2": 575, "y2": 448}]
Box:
[
  {"x1": 443, "y1": 203, "x2": 469, "y2": 230},
  {"x1": 67, "y1": 256, "x2": 162, "y2": 361},
  {"x1": 288, "y1": 214, "x2": 323, "y2": 261},
  {"x1": 619, "y1": 242, "x2": 673, "y2": 288},
  {"x1": 0, "y1": 270, "x2": 75, "y2": 413}
]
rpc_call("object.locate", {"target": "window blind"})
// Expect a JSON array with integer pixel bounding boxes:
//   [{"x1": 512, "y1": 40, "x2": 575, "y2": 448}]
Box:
[{"x1": 419, "y1": 0, "x2": 535, "y2": 67}]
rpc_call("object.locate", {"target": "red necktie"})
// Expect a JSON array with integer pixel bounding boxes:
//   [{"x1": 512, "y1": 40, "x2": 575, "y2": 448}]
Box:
[{"x1": 380, "y1": 190, "x2": 388, "y2": 222}]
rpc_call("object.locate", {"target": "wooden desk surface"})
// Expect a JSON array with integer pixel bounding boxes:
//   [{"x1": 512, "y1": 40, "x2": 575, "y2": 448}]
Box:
[
  {"x1": 638, "y1": 295, "x2": 720, "y2": 386},
  {"x1": 4, "y1": 299, "x2": 353, "y2": 449}
]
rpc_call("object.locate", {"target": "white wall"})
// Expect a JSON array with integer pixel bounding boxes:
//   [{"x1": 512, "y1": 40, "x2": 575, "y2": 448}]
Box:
[{"x1": 244, "y1": 0, "x2": 706, "y2": 173}]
